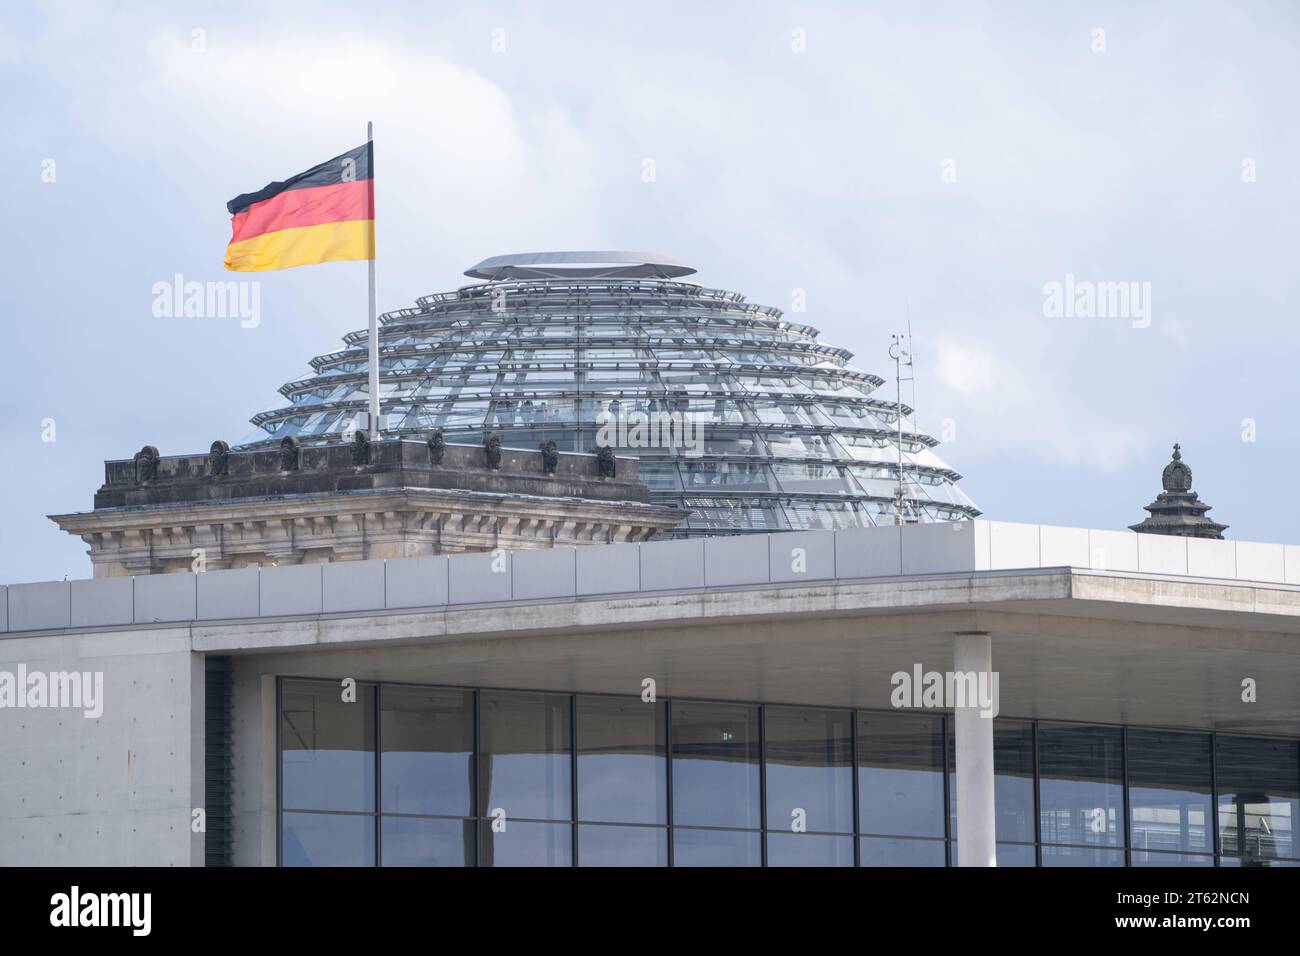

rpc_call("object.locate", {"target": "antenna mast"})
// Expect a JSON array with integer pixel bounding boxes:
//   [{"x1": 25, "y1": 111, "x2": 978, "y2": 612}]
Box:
[{"x1": 889, "y1": 324, "x2": 916, "y2": 525}]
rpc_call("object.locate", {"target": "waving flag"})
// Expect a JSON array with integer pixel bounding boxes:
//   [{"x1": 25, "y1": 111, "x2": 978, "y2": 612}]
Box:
[{"x1": 224, "y1": 142, "x2": 374, "y2": 272}]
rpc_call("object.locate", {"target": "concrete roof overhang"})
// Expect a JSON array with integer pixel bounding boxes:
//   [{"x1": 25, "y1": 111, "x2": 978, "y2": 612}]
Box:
[{"x1": 194, "y1": 567, "x2": 1300, "y2": 736}]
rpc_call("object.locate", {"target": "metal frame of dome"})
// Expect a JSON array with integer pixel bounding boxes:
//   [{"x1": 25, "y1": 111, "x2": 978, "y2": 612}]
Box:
[
  {"x1": 239, "y1": 255, "x2": 980, "y2": 535},
  {"x1": 465, "y1": 250, "x2": 696, "y2": 280}
]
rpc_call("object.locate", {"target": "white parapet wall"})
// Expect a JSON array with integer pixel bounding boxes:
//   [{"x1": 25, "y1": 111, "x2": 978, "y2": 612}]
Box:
[{"x1": 2, "y1": 522, "x2": 1299, "y2": 634}]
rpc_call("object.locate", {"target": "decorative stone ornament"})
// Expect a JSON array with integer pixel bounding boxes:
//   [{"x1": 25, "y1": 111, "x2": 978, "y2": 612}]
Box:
[
  {"x1": 208, "y1": 441, "x2": 230, "y2": 477},
  {"x1": 484, "y1": 432, "x2": 502, "y2": 470},
  {"x1": 427, "y1": 429, "x2": 446, "y2": 465},
  {"x1": 596, "y1": 444, "x2": 616, "y2": 479},
  {"x1": 52, "y1": 438, "x2": 688, "y2": 577},
  {"x1": 352, "y1": 430, "x2": 370, "y2": 466},
  {"x1": 1130, "y1": 443, "x2": 1227, "y2": 539},
  {"x1": 279, "y1": 436, "x2": 301, "y2": 472},
  {"x1": 1162, "y1": 443, "x2": 1193, "y2": 493},
  {"x1": 539, "y1": 439, "x2": 559, "y2": 475},
  {"x1": 134, "y1": 446, "x2": 160, "y2": 482}
]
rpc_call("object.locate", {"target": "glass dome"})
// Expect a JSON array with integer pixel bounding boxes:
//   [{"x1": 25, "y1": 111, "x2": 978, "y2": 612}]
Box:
[{"x1": 239, "y1": 252, "x2": 980, "y2": 535}]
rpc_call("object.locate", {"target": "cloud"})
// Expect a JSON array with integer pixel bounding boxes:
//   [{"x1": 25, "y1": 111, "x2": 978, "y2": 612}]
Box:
[{"x1": 930, "y1": 334, "x2": 1151, "y2": 473}]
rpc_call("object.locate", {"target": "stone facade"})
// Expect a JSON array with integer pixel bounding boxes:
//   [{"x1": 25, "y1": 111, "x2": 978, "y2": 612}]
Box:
[{"x1": 49, "y1": 437, "x2": 686, "y2": 577}]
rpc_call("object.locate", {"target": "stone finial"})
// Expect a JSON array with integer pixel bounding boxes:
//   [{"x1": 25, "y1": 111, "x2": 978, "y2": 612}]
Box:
[
  {"x1": 484, "y1": 432, "x2": 502, "y2": 470},
  {"x1": 279, "y1": 436, "x2": 301, "y2": 472},
  {"x1": 351, "y1": 429, "x2": 371, "y2": 466},
  {"x1": 427, "y1": 429, "x2": 445, "y2": 465},
  {"x1": 1130, "y1": 442, "x2": 1226, "y2": 539},
  {"x1": 539, "y1": 439, "x2": 559, "y2": 475},
  {"x1": 134, "y1": 446, "x2": 160, "y2": 482},
  {"x1": 595, "y1": 444, "x2": 616, "y2": 479},
  {"x1": 1161, "y1": 442, "x2": 1192, "y2": 493},
  {"x1": 208, "y1": 441, "x2": 230, "y2": 477}
]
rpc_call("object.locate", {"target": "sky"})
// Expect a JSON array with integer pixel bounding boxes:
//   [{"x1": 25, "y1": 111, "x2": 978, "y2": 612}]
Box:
[{"x1": 2, "y1": 0, "x2": 1297, "y2": 584}]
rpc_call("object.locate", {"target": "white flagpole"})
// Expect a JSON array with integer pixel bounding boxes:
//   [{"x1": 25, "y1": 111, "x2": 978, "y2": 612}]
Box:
[{"x1": 366, "y1": 120, "x2": 381, "y2": 434}]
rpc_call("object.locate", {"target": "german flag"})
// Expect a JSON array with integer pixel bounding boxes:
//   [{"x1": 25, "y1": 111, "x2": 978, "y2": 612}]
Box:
[{"x1": 224, "y1": 143, "x2": 374, "y2": 272}]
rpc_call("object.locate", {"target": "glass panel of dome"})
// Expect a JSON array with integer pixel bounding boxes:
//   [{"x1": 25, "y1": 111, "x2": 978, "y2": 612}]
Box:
[
  {"x1": 636, "y1": 465, "x2": 681, "y2": 491},
  {"x1": 771, "y1": 463, "x2": 855, "y2": 495}
]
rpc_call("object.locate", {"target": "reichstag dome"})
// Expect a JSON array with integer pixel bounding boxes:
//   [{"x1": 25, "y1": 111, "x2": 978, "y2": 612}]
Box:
[{"x1": 240, "y1": 251, "x2": 979, "y2": 534}]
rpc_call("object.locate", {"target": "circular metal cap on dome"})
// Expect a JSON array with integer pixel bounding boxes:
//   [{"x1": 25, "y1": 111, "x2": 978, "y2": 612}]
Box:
[{"x1": 465, "y1": 250, "x2": 696, "y2": 280}]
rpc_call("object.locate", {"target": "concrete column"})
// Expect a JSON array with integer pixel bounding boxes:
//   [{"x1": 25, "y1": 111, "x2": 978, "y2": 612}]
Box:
[{"x1": 954, "y1": 632, "x2": 997, "y2": 866}]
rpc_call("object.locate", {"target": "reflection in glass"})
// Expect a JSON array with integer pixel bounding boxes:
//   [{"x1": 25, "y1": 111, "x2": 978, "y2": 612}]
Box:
[
  {"x1": 578, "y1": 824, "x2": 668, "y2": 866},
  {"x1": 858, "y1": 712, "x2": 945, "y2": 838},
  {"x1": 948, "y1": 719, "x2": 1035, "y2": 844},
  {"x1": 671, "y1": 702, "x2": 761, "y2": 829},
  {"x1": 673, "y1": 828, "x2": 762, "y2": 867},
  {"x1": 1041, "y1": 844, "x2": 1126, "y2": 867},
  {"x1": 859, "y1": 836, "x2": 946, "y2": 867},
  {"x1": 281, "y1": 679, "x2": 375, "y2": 812},
  {"x1": 1217, "y1": 735, "x2": 1299, "y2": 864},
  {"x1": 282, "y1": 812, "x2": 374, "y2": 866},
  {"x1": 765, "y1": 707, "x2": 853, "y2": 834},
  {"x1": 381, "y1": 817, "x2": 474, "y2": 867},
  {"x1": 1038, "y1": 723, "x2": 1124, "y2": 851},
  {"x1": 1126, "y1": 730, "x2": 1212, "y2": 858},
  {"x1": 479, "y1": 820, "x2": 572, "y2": 867},
  {"x1": 767, "y1": 833, "x2": 855, "y2": 867},
  {"x1": 479, "y1": 691, "x2": 571, "y2": 821},
  {"x1": 577, "y1": 696, "x2": 667, "y2": 824},
  {"x1": 1131, "y1": 850, "x2": 1214, "y2": 867},
  {"x1": 381, "y1": 686, "x2": 474, "y2": 816}
]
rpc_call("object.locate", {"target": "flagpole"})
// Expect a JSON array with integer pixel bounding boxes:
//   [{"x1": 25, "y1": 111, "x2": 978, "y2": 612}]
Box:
[{"x1": 366, "y1": 120, "x2": 380, "y2": 435}]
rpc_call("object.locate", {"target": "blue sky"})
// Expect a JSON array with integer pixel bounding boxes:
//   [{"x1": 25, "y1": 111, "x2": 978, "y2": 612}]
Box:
[{"x1": 2, "y1": 0, "x2": 1297, "y2": 583}]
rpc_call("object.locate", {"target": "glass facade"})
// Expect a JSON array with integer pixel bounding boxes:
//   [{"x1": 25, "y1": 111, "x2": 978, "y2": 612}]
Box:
[
  {"x1": 279, "y1": 678, "x2": 1300, "y2": 866},
  {"x1": 240, "y1": 264, "x2": 979, "y2": 534}
]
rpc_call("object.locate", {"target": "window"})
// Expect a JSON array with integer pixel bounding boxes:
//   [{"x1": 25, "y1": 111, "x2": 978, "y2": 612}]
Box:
[
  {"x1": 577, "y1": 696, "x2": 667, "y2": 825},
  {"x1": 277, "y1": 679, "x2": 1300, "y2": 867},
  {"x1": 1217, "y1": 735, "x2": 1299, "y2": 865},
  {"x1": 858, "y1": 712, "x2": 946, "y2": 839},
  {"x1": 1127, "y1": 730, "x2": 1212, "y2": 865},
  {"x1": 764, "y1": 706, "x2": 854, "y2": 839},
  {"x1": 280, "y1": 679, "x2": 376, "y2": 866},
  {"x1": 1038, "y1": 723, "x2": 1125, "y2": 865},
  {"x1": 478, "y1": 691, "x2": 571, "y2": 822},
  {"x1": 671, "y1": 701, "x2": 761, "y2": 830},
  {"x1": 478, "y1": 691, "x2": 573, "y2": 867},
  {"x1": 575, "y1": 695, "x2": 668, "y2": 867},
  {"x1": 381, "y1": 686, "x2": 474, "y2": 817}
]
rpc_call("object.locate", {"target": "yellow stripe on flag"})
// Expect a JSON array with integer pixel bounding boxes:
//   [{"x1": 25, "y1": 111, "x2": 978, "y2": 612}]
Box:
[{"x1": 225, "y1": 219, "x2": 375, "y2": 272}]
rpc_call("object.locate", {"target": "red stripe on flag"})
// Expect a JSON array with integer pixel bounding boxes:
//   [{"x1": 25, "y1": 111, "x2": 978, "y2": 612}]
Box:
[{"x1": 230, "y1": 179, "x2": 373, "y2": 245}]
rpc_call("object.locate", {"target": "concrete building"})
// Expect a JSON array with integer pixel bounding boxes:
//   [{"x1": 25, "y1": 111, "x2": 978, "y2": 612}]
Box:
[{"x1": 2, "y1": 520, "x2": 1298, "y2": 866}]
